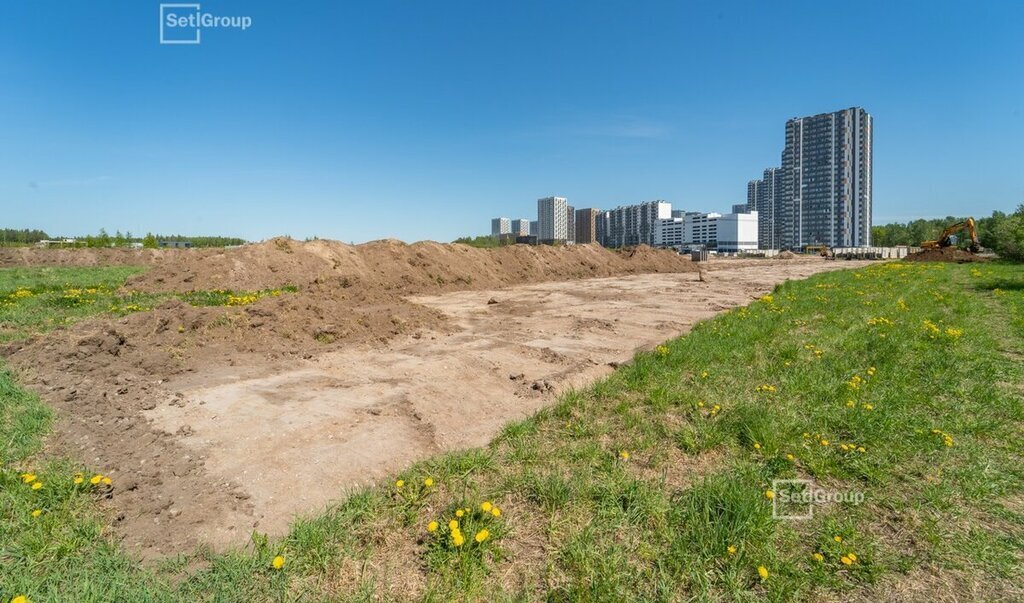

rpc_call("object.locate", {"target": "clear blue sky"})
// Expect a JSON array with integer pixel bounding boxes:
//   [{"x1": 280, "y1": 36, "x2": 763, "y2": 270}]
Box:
[{"x1": 2, "y1": 1, "x2": 1022, "y2": 243}]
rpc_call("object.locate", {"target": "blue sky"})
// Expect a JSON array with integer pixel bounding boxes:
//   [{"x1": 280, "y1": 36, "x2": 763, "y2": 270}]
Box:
[{"x1": 2, "y1": 1, "x2": 1022, "y2": 243}]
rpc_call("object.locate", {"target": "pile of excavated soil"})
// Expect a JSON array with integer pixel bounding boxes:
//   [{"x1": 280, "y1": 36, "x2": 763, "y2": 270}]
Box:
[
  {"x1": 904, "y1": 247, "x2": 985, "y2": 263},
  {"x1": 1, "y1": 238, "x2": 699, "y2": 556}
]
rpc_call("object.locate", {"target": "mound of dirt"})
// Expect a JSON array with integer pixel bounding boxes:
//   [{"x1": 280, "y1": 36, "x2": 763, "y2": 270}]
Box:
[
  {"x1": 904, "y1": 247, "x2": 985, "y2": 263},
  {"x1": 777, "y1": 250, "x2": 796, "y2": 259}
]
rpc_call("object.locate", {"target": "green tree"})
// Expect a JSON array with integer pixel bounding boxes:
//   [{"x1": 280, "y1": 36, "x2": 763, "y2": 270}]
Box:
[{"x1": 142, "y1": 233, "x2": 158, "y2": 249}]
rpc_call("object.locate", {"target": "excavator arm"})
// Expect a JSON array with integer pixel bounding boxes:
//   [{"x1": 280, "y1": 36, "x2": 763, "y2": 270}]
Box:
[{"x1": 921, "y1": 218, "x2": 980, "y2": 253}]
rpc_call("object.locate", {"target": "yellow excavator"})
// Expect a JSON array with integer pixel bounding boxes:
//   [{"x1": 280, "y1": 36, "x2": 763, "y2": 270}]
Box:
[{"x1": 921, "y1": 218, "x2": 980, "y2": 253}]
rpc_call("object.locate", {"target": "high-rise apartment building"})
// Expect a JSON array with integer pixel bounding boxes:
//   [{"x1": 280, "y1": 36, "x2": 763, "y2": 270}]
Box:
[
  {"x1": 604, "y1": 200, "x2": 672, "y2": 247},
  {"x1": 781, "y1": 107, "x2": 872, "y2": 248},
  {"x1": 490, "y1": 217, "x2": 511, "y2": 236},
  {"x1": 510, "y1": 219, "x2": 530, "y2": 236},
  {"x1": 537, "y1": 196, "x2": 569, "y2": 243},
  {"x1": 748, "y1": 107, "x2": 872, "y2": 249},
  {"x1": 565, "y1": 205, "x2": 576, "y2": 244},
  {"x1": 575, "y1": 208, "x2": 601, "y2": 244}
]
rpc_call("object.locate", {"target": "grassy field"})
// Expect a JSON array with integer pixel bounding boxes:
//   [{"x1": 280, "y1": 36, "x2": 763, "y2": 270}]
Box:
[{"x1": 1, "y1": 261, "x2": 1023, "y2": 602}]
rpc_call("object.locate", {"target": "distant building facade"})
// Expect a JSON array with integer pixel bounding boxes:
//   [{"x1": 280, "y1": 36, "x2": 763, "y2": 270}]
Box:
[
  {"x1": 510, "y1": 219, "x2": 530, "y2": 236},
  {"x1": 574, "y1": 208, "x2": 601, "y2": 244},
  {"x1": 490, "y1": 217, "x2": 511, "y2": 236},
  {"x1": 747, "y1": 107, "x2": 873, "y2": 249},
  {"x1": 717, "y1": 211, "x2": 759, "y2": 252},
  {"x1": 604, "y1": 200, "x2": 672, "y2": 247},
  {"x1": 565, "y1": 205, "x2": 576, "y2": 244},
  {"x1": 529, "y1": 220, "x2": 539, "y2": 237},
  {"x1": 537, "y1": 196, "x2": 569, "y2": 243}
]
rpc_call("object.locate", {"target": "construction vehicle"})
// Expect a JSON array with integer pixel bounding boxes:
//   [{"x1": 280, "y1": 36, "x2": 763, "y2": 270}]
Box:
[
  {"x1": 804, "y1": 244, "x2": 835, "y2": 260},
  {"x1": 921, "y1": 218, "x2": 980, "y2": 253}
]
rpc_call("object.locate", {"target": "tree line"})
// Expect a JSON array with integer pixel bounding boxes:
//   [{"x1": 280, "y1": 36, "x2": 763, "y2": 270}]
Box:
[
  {"x1": 871, "y1": 205, "x2": 1024, "y2": 260},
  {"x1": 0, "y1": 228, "x2": 246, "y2": 248}
]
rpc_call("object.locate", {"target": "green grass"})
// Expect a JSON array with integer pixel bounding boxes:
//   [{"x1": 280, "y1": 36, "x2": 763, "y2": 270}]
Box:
[
  {"x1": 0, "y1": 266, "x2": 298, "y2": 342},
  {"x1": 2, "y1": 261, "x2": 1024, "y2": 601}
]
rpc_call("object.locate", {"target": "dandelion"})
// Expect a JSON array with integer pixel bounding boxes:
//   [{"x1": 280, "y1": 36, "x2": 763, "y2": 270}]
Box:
[
  {"x1": 12, "y1": 596, "x2": 28, "y2": 603},
  {"x1": 90, "y1": 475, "x2": 102, "y2": 485},
  {"x1": 846, "y1": 400, "x2": 855, "y2": 408},
  {"x1": 102, "y1": 476, "x2": 112, "y2": 485},
  {"x1": 452, "y1": 530, "x2": 465, "y2": 547},
  {"x1": 840, "y1": 555, "x2": 853, "y2": 565},
  {"x1": 753, "y1": 442, "x2": 761, "y2": 450},
  {"x1": 474, "y1": 529, "x2": 490, "y2": 543},
  {"x1": 423, "y1": 477, "x2": 434, "y2": 487},
  {"x1": 481, "y1": 501, "x2": 493, "y2": 512},
  {"x1": 491, "y1": 507, "x2": 501, "y2": 517},
  {"x1": 456, "y1": 509, "x2": 464, "y2": 518},
  {"x1": 764, "y1": 489, "x2": 775, "y2": 500},
  {"x1": 863, "y1": 403, "x2": 874, "y2": 411},
  {"x1": 812, "y1": 552, "x2": 824, "y2": 562},
  {"x1": 395, "y1": 479, "x2": 404, "y2": 489},
  {"x1": 857, "y1": 446, "x2": 867, "y2": 453},
  {"x1": 20, "y1": 473, "x2": 36, "y2": 484},
  {"x1": 31, "y1": 482, "x2": 42, "y2": 490},
  {"x1": 427, "y1": 521, "x2": 438, "y2": 532},
  {"x1": 271, "y1": 555, "x2": 285, "y2": 569},
  {"x1": 757, "y1": 565, "x2": 769, "y2": 580},
  {"x1": 847, "y1": 552, "x2": 858, "y2": 561},
  {"x1": 820, "y1": 439, "x2": 830, "y2": 446},
  {"x1": 833, "y1": 535, "x2": 843, "y2": 543},
  {"x1": 867, "y1": 367, "x2": 876, "y2": 376},
  {"x1": 31, "y1": 509, "x2": 42, "y2": 517},
  {"x1": 449, "y1": 519, "x2": 459, "y2": 531},
  {"x1": 727, "y1": 545, "x2": 737, "y2": 555},
  {"x1": 73, "y1": 473, "x2": 84, "y2": 485},
  {"x1": 619, "y1": 450, "x2": 630, "y2": 461},
  {"x1": 701, "y1": 371, "x2": 709, "y2": 379},
  {"x1": 786, "y1": 453, "x2": 795, "y2": 462}
]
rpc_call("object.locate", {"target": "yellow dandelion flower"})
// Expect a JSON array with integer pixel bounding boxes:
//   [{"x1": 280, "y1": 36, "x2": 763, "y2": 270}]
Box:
[
  {"x1": 833, "y1": 535, "x2": 843, "y2": 543},
  {"x1": 840, "y1": 555, "x2": 853, "y2": 565},
  {"x1": 449, "y1": 519, "x2": 459, "y2": 531},
  {"x1": 786, "y1": 453, "x2": 795, "y2": 461},
  {"x1": 481, "y1": 501, "x2": 493, "y2": 512},
  {"x1": 271, "y1": 555, "x2": 285, "y2": 569},
  {"x1": 846, "y1": 400, "x2": 855, "y2": 408},
  {"x1": 619, "y1": 450, "x2": 630, "y2": 461},
  {"x1": 764, "y1": 489, "x2": 775, "y2": 500},
  {"x1": 102, "y1": 477, "x2": 112, "y2": 485},
  {"x1": 812, "y1": 552, "x2": 824, "y2": 562},
  {"x1": 427, "y1": 521, "x2": 438, "y2": 532},
  {"x1": 727, "y1": 545, "x2": 737, "y2": 555},
  {"x1": 847, "y1": 552, "x2": 858, "y2": 561},
  {"x1": 12, "y1": 596, "x2": 28, "y2": 603},
  {"x1": 20, "y1": 473, "x2": 36, "y2": 484},
  {"x1": 474, "y1": 529, "x2": 490, "y2": 543},
  {"x1": 423, "y1": 477, "x2": 434, "y2": 487},
  {"x1": 395, "y1": 479, "x2": 404, "y2": 488},
  {"x1": 757, "y1": 565, "x2": 769, "y2": 580},
  {"x1": 452, "y1": 530, "x2": 465, "y2": 547},
  {"x1": 31, "y1": 482, "x2": 42, "y2": 490},
  {"x1": 90, "y1": 475, "x2": 102, "y2": 485},
  {"x1": 31, "y1": 509, "x2": 42, "y2": 517},
  {"x1": 753, "y1": 442, "x2": 761, "y2": 450},
  {"x1": 491, "y1": 507, "x2": 501, "y2": 517},
  {"x1": 73, "y1": 474, "x2": 84, "y2": 485},
  {"x1": 820, "y1": 439, "x2": 830, "y2": 446},
  {"x1": 455, "y1": 509, "x2": 464, "y2": 518},
  {"x1": 857, "y1": 446, "x2": 866, "y2": 453}
]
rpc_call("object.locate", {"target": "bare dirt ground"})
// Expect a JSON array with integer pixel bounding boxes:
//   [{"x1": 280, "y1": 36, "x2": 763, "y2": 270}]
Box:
[{"x1": 1, "y1": 240, "x2": 871, "y2": 557}]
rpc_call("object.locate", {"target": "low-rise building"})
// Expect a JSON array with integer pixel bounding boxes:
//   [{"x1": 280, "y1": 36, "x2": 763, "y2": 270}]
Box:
[{"x1": 510, "y1": 219, "x2": 530, "y2": 236}]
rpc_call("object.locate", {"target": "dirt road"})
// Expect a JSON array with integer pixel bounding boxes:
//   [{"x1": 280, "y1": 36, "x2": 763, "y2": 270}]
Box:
[{"x1": 143, "y1": 260, "x2": 870, "y2": 548}]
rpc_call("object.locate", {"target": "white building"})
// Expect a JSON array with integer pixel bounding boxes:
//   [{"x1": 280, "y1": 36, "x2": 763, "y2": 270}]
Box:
[
  {"x1": 537, "y1": 196, "x2": 569, "y2": 242},
  {"x1": 717, "y1": 210, "x2": 759, "y2": 252},
  {"x1": 654, "y1": 218, "x2": 685, "y2": 248},
  {"x1": 510, "y1": 219, "x2": 530, "y2": 236},
  {"x1": 491, "y1": 217, "x2": 511, "y2": 236},
  {"x1": 685, "y1": 212, "x2": 721, "y2": 247}
]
